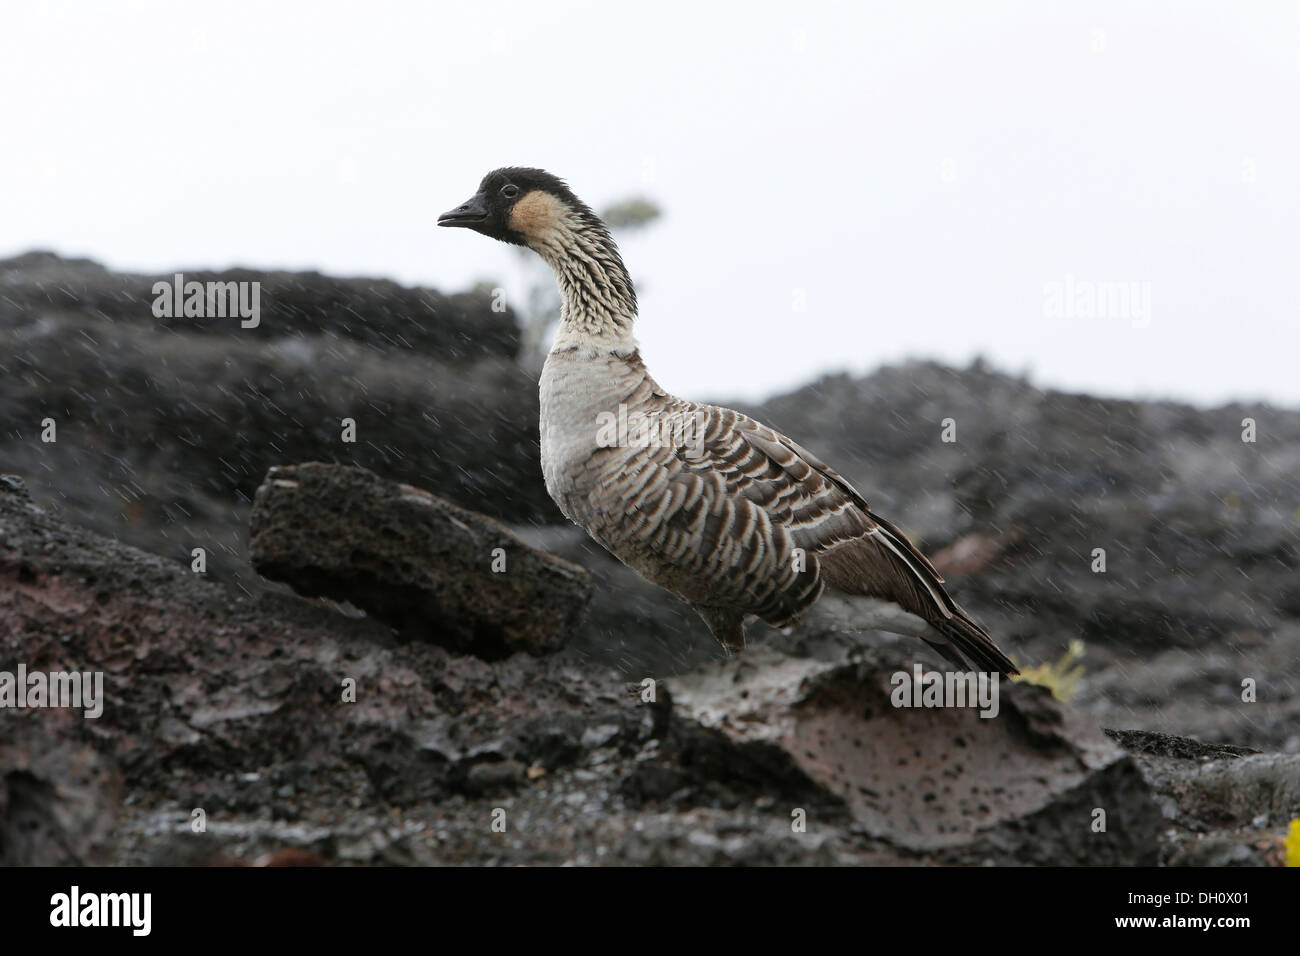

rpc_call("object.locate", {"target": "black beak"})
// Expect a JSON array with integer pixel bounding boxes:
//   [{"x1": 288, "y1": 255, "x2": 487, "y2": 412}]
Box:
[{"x1": 438, "y1": 193, "x2": 489, "y2": 228}]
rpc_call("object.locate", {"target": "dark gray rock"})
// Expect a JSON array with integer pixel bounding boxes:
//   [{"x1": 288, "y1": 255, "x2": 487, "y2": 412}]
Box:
[
  {"x1": 463, "y1": 760, "x2": 527, "y2": 796},
  {"x1": 0, "y1": 717, "x2": 123, "y2": 865},
  {"x1": 0, "y1": 475, "x2": 32, "y2": 502},
  {"x1": 0, "y1": 250, "x2": 520, "y2": 361},
  {"x1": 1105, "y1": 728, "x2": 1259, "y2": 760},
  {"x1": 0, "y1": 253, "x2": 555, "y2": 594},
  {"x1": 1107, "y1": 728, "x2": 1300, "y2": 865},
  {"x1": 0, "y1": 309, "x2": 550, "y2": 526},
  {"x1": 248, "y1": 463, "x2": 592, "y2": 658},
  {"x1": 1071, "y1": 627, "x2": 1300, "y2": 753}
]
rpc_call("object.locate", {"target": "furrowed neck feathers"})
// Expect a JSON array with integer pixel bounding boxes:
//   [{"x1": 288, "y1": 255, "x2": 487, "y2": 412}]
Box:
[{"x1": 530, "y1": 205, "x2": 638, "y2": 355}]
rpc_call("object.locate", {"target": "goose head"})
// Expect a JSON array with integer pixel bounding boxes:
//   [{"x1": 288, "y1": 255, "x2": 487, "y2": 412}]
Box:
[
  {"x1": 440, "y1": 168, "x2": 638, "y2": 330},
  {"x1": 438, "y1": 167, "x2": 600, "y2": 249}
]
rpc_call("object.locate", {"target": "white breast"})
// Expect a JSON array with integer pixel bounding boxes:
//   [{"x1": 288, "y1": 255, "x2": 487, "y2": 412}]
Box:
[{"x1": 538, "y1": 348, "x2": 632, "y2": 523}]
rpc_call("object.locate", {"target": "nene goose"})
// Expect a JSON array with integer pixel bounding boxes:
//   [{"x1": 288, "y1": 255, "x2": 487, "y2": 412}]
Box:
[{"x1": 439, "y1": 168, "x2": 1016, "y2": 675}]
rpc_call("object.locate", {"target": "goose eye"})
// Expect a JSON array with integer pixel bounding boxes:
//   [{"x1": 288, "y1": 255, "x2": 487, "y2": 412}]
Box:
[{"x1": 501, "y1": 184, "x2": 519, "y2": 199}]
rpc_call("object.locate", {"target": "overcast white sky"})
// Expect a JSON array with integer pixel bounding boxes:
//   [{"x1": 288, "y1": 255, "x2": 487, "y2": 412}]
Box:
[{"x1": 2, "y1": 1, "x2": 1297, "y2": 406}]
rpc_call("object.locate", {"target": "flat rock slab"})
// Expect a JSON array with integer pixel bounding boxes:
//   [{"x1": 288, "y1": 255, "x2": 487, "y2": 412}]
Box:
[
  {"x1": 661, "y1": 649, "x2": 1163, "y2": 864},
  {"x1": 249, "y1": 463, "x2": 592, "y2": 658}
]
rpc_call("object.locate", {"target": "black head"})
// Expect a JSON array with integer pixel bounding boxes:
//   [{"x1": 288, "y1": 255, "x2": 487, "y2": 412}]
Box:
[{"x1": 438, "y1": 167, "x2": 597, "y2": 246}]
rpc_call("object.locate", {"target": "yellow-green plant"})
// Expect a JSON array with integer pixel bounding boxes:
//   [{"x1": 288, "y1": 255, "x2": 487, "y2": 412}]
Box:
[{"x1": 1010, "y1": 640, "x2": 1086, "y2": 702}]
